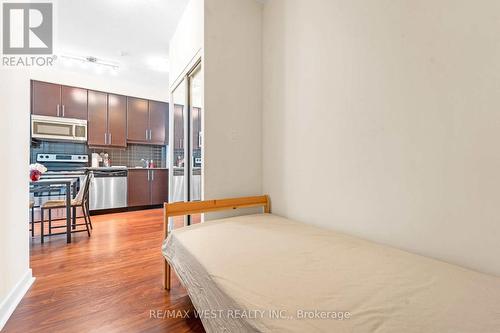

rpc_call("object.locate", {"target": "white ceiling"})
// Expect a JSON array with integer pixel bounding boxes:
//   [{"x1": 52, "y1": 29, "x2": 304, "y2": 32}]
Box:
[{"x1": 52, "y1": 0, "x2": 188, "y2": 87}]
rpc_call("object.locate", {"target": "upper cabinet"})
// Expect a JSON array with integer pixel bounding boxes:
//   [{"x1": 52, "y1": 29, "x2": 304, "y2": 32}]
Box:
[
  {"x1": 127, "y1": 97, "x2": 168, "y2": 145},
  {"x1": 32, "y1": 81, "x2": 60, "y2": 117},
  {"x1": 32, "y1": 81, "x2": 88, "y2": 120},
  {"x1": 88, "y1": 91, "x2": 127, "y2": 148},
  {"x1": 32, "y1": 80, "x2": 168, "y2": 147},
  {"x1": 127, "y1": 97, "x2": 149, "y2": 143},
  {"x1": 173, "y1": 104, "x2": 184, "y2": 150},
  {"x1": 149, "y1": 101, "x2": 169, "y2": 145},
  {"x1": 61, "y1": 86, "x2": 88, "y2": 119},
  {"x1": 107, "y1": 94, "x2": 127, "y2": 147},
  {"x1": 87, "y1": 91, "x2": 108, "y2": 146}
]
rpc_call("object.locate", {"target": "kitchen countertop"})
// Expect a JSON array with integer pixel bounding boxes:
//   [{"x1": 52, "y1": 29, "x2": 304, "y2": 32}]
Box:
[
  {"x1": 127, "y1": 167, "x2": 169, "y2": 170},
  {"x1": 87, "y1": 166, "x2": 128, "y2": 171},
  {"x1": 85, "y1": 166, "x2": 169, "y2": 170}
]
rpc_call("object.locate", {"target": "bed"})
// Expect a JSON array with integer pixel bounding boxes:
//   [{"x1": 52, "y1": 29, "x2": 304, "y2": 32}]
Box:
[{"x1": 161, "y1": 196, "x2": 500, "y2": 332}]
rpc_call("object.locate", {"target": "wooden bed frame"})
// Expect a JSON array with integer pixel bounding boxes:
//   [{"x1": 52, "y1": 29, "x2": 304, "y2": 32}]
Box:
[{"x1": 163, "y1": 195, "x2": 271, "y2": 290}]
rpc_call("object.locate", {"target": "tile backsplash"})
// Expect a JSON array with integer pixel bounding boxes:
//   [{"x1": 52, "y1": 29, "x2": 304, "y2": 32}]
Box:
[
  {"x1": 31, "y1": 140, "x2": 167, "y2": 168},
  {"x1": 30, "y1": 141, "x2": 87, "y2": 162},
  {"x1": 89, "y1": 144, "x2": 166, "y2": 168}
]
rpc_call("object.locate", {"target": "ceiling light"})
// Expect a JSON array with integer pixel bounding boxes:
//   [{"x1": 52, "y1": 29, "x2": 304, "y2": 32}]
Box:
[{"x1": 60, "y1": 54, "x2": 120, "y2": 71}]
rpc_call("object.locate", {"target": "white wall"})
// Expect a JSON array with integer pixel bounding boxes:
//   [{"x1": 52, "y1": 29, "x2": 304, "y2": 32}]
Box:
[
  {"x1": 262, "y1": 0, "x2": 500, "y2": 276},
  {"x1": 168, "y1": 0, "x2": 263, "y2": 218},
  {"x1": 169, "y1": 0, "x2": 204, "y2": 87},
  {"x1": 0, "y1": 69, "x2": 32, "y2": 329},
  {"x1": 204, "y1": 0, "x2": 263, "y2": 217}
]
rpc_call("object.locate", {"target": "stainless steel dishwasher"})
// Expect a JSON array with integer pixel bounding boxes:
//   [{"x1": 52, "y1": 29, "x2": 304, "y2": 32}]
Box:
[{"x1": 89, "y1": 169, "x2": 128, "y2": 211}]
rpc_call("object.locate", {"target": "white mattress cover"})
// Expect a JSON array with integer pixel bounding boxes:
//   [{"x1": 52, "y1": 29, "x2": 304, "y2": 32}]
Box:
[{"x1": 162, "y1": 213, "x2": 500, "y2": 333}]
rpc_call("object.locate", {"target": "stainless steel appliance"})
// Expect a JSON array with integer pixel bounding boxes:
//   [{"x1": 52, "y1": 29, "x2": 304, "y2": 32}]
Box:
[
  {"x1": 37, "y1": 153, "x2": 89, "y2": 164},
  {"x1": 89, "y1": 169, "x2": 128, "y2": 211},
  {"x1": 32, "y1": 154, "x2": 89, "y2": 221},
  {"x1": 31, "y1": 115, "x2": 87, "y2": 142}
]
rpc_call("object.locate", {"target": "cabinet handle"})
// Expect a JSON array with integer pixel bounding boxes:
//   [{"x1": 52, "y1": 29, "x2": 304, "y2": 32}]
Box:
[
  {"x1": 147, "y1": 170, "x2": 150, "y2": 181},
  {"x1": 149, "y1": 129, "x2": 152, "y2": 141},
  {"x1": 145, "y1": 129, "x2": 148, "y2": 140},
  {"x1": 109, "y1": 133, "x2": 112, "y2": 144},
  {"x1": 151, "y1": 170, "x2": 154, "y2": 181},
  {"x1": 62, "y1": 105, "x2": 65, "y2": 117},
  {"x1": 104, "y1": 133, "x2": 107, "y2": 145},
  {"x1": 57, "y1": 104, "x2": 60, "y2": 117}
]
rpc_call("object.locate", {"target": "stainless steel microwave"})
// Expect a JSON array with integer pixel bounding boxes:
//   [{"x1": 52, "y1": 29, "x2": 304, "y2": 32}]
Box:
[{"x1": 31, "y1": 115, "x2": 87, "y2": 142}]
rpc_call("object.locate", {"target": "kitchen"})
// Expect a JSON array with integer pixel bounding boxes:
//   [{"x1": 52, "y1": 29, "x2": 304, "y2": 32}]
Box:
[
  {"x1": 29, "y1": 80, "x2": 171, "y2": 241},
  {"x1": 2, "y1": 0, "x2": 208, "y2": 330},
  {"x1": 23, "y1": 0, "x2": 202, "y2": 243}
]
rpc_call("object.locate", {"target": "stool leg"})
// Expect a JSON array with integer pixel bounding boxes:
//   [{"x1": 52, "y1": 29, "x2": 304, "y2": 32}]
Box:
[
  {"x1": 86, "y1": 201, "x2": 93, "y2": 229},
  {"x1": 72, "y1": 206, "x2": 76, "y2": 230},
  {"x1": 48, "y1": 209, "x2": 52, "y2": 234},
  {"x1": 40, "y1": 208, "x2": 44, "y2": 244},
  {"x1": 82, "y1": 205, "x2": 91, "y2": 237},
  {"x1": 31, "y1": 207, "x2": 35, "y2": 237}
]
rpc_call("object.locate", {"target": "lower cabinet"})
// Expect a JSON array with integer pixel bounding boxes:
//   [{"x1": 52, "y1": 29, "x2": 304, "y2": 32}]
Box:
[
  {"x1": 128, "y1": 169, "x2": 169, "y2": 207},
  {"x1": 150, "y1": 169, "x2": 169, "y2": 205}
]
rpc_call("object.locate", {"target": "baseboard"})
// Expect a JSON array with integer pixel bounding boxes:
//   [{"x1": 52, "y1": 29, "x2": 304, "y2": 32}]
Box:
[{"x1": 0, "y1": 269, "x2": 35, "y2": 330}]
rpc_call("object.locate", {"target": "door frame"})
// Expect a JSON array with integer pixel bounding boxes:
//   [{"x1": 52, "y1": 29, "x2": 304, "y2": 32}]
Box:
[{"x1": 168, "y1": 57, "x2": 203, "y2": 228}]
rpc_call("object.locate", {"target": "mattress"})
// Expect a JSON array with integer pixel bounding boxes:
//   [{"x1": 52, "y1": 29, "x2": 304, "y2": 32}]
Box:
[{"x1": 162, "y1": 214, "x2": 500, "y2": 332}]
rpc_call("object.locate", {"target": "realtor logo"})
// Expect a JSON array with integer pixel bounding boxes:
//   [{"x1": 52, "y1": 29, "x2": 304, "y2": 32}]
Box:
[{"x1": 2, "y1": 3, "x2": 53, "y2": 54}]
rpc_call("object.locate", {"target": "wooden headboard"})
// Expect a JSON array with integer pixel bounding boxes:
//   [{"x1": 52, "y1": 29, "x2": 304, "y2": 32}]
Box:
[{"x1": 162, "y1": 195, "x2": 271, "y2": 289}]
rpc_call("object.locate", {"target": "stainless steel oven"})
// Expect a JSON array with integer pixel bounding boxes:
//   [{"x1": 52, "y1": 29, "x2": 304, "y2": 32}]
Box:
[{"x1": 31, "y1": 154, "x2": 89, "y2": 221}]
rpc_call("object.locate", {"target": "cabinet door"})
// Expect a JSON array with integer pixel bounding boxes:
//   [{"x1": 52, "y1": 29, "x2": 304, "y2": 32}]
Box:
[
  {"x1": 127, "y1": 97, "x2": 149, "y2": 142},
  {"x1": 149, "y1": 101, "x2": 168, "y2": 145},
  {"x1": 127, "y1": 170, "x2": 151, "y2": 207},
  {"x1": 151, "y1": 169, "x2": 169, "y2": 205},
  {"x1": 192, "y1": 107, "x2": 201, "y2": 150},
  {"x1": 173, "y1": 104, "x2": 184, "y2": 149},
  {"x1": 108, "y1": 94, "x2": 127, "y2": 147},
  {"x1": 87, "y1": 91, "x2": 108, "y2": 146},
  {"x1": 61, "y1": 86, "x2": 88, "y2": 119},
  {"x1": 32, "y1": 81, "x2": 61, "y2": 117}
]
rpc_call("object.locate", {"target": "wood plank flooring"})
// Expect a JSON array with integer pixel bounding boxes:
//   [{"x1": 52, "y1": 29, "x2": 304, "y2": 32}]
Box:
[{"x1": 3, "y1": 209, "x2": 205, "y2": 333}]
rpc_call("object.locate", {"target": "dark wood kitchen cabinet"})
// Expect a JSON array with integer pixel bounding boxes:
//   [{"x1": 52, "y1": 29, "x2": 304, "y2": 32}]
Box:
[
  {"x1": 150, "y1": 169, "x2": 169, "y2": 205},
  {"x1": 87, "y1": 91, "x2": 107, "y2": 146},
  {"x1": 127, "y1": 97, "x2": 149, "y2": 143},
  {"x1": 149, "y1": 101, "x2": 169, "y2": 145},
  {"x1": 173, "y1": 104, "x2": 184, "y2": 149},
  {"x1": 32, "y1": 81, "x2": 61, "y2": 117},
  {"x1": 127, "y1": 97, "x2": 168, "y2": 145},
  {"x1": 107, "y1": 94, "x2": 127, "y2": 147},
  {"x1": 192, "y1": 107, "x2": 202, "y2": 150},
  {"x1": 128, "y1": 169, "x2": 168, "y2": 207},
  {"x1": 32, "y1": 81, "x2": 88, "y2": 120},
  {"x1": 88, "y1": 91, "x2": 127, "y2": 147},
  {"x1": 127, "y1": 170, "x2": 151, "y2": 207},
  {"x1": 61, "y1": 86, "x2": 88, "y2": 119}
]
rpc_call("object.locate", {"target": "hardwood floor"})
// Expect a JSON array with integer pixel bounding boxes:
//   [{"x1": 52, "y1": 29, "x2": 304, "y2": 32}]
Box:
[{"x1": 4, "y1": 209, "x2": 205, "y2": 333}]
